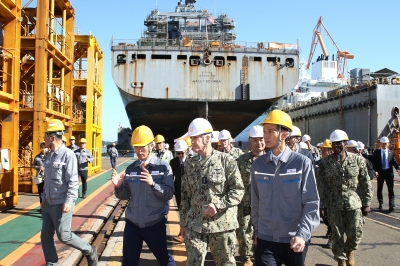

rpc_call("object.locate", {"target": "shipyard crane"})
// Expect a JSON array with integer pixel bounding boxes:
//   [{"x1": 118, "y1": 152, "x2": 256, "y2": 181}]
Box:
[{"x1": 306, "y1": 16, "x2": 354, "y2": 80}]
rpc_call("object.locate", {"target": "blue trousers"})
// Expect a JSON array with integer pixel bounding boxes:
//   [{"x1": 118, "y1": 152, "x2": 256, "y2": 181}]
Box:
[
  {"x1": 255, "y1": 238, "x2": 309, "y2": 266},
  {"x1": 110, "y1": 156, "x2": 117, "y2": 169},
  {"x1": 123, "y1": 218, "x2": 176, "y2": 266}
]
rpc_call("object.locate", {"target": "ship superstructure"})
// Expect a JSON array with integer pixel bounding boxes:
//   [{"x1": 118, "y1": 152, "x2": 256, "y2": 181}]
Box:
[{"x1": 111, "y1": 0, "x2": 299, "y2": 141}]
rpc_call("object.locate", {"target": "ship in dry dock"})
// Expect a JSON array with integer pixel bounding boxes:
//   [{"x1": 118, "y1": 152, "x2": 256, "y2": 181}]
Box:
[{"x1": 111, "y1": 0, "x2": 299, "y2": 141}]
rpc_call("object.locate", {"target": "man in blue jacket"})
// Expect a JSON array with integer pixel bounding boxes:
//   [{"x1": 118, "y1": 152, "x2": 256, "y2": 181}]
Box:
[
  {"x1": 111, "y1": 125, "x2": 175, "y2": 266},
  {"x1": 251, "y1": 110, "x2": 320, "y2": 266}
]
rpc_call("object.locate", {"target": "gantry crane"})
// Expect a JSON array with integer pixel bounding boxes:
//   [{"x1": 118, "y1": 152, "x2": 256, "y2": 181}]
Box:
[{"x1": 306, "y1": 16, "x2": 354, "y2": 79}]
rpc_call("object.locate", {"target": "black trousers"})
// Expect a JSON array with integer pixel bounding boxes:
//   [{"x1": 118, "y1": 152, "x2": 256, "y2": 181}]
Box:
[
  {"x1": 255, "y1": 238, "x2": 309, "y2": 266},
  {"x1": 377, "y1": 170, "x2": 395, "y2": 207},
  {"x1": 78, "y1": 170, "x2": 88, "y2": 195},
  {"x1": 37, "y1": 182, "x2": 44, "y2": 203}
]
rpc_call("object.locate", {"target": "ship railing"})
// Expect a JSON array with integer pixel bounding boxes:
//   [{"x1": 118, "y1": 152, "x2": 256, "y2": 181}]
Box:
[
  {"x1": 112, "y1": 38, "x2": 299, "y2": 52},
  {"x1": 72, "y1": 108, "x2": 84, "y2": 124},
  {"x1": 46, "y1": 82, "x2": 71, "y2": 115},
  {"x1": 48, "y1": 12, "x2": 73, "y2": 60}
]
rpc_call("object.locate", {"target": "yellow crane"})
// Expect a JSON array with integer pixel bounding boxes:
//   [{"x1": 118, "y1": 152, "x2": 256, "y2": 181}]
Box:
[{"x1": 306, "y1": 16, "x2": 354, "y2": 79}]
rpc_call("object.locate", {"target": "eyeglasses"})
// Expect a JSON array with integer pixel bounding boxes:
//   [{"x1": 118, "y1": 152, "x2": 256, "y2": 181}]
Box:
[{"x1": 176, "y1": 152, "x2": 184, "y2": 155}]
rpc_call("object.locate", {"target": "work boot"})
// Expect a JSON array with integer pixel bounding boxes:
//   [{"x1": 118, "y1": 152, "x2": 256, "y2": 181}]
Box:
[
  {"x1": 338, "y1": 260, "x2": 346, "y2": 266},
  {"x1": 346, "y1": 250, "x2": 355, "y2": 266},
  {"x1": 86, "y1": 246, "x2": 98, "y2": 266},
  {"x1": 241, "y1": 257, "x2": 253, "y2": 266}
]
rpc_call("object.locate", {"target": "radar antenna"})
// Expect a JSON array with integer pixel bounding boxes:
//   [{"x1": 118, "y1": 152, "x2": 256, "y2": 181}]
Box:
[{"x1": 185, "y1": 0, "x2": 196, "y2": 4}]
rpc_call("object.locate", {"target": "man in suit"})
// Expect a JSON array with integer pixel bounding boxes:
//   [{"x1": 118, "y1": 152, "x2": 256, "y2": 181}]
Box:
[
  {"x1": 170, "y1": 139, "x2": 188, "y2": 243},
  {"x1": 372, "y1": 136, "x2": 400, "y2": 212}
]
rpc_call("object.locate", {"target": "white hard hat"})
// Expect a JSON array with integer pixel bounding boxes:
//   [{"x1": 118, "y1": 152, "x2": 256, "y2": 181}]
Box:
[
  {"x1": 357, "y1": 141, "x2": 365, "y2": 150},
  {"x1": 188, "y1": 118, "x2": 213, "y2": 137},
  {"x1": 380, "y1": 136, "x2": 389, "y2": 143},
  {"x1": 330, "y1": 129, "x2": 349, "y2": 142},
  {"x1": 211, "y1": 131, "x2": 220, "y2": 143},
  {"x1": 316, "y1": 142, "x2": 322, "y2": 147},
  {"x1": 218, "y1": 129, "x2": 232, "y2": 140},
  {"x1": 346, "y1": 140, "x2": 358, "y2": 148},
  {"x1": 165, "y1": 143, "x2": 169, "y2": 149},
  {"x1": 299, "y1": 142, "x2": 309, "y2": 150},
  {"x1": 302, "y1": 134, "x2": 311, "y2": 142},
  {"x1": 174, "y1": 139, "x2": 188, "y2": 152},
  {"x1": 290, "y1": 126, "x2": 302, "y2": 137},
  {"x1": 248, "y1": 125, "x2": 264, "y2": 138}
]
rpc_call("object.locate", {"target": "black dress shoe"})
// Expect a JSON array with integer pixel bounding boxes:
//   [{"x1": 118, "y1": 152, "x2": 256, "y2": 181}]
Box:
[
  {"x1": 389, "y1": 206, "x2": 395, "y2": 212},
  {"x1": 83, "y1": 194, "x2": 86, "y2": 198},
  {"x1": 378, "y1": 204, "x2": 383, "y2": 210}
]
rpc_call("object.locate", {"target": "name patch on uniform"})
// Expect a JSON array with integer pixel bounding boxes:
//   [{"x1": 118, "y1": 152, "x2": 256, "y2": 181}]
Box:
[
  {"x1": 151, "y1": 171, "x2": 160, "y2": 175},
  {"x1": 287, "y1": 169, "x2": 296, "y2": 173}
]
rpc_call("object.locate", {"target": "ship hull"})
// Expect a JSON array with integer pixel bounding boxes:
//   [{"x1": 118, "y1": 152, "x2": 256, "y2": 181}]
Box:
[{"x1": 119, "y1": 88, "x2": 279, "y2": 143}]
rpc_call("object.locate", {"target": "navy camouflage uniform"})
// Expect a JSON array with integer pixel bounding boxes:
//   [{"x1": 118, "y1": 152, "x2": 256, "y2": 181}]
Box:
[
  {"x1": 226, "y1": 146, "x2": 244, "y2": 160},
  {"x1": 180, "y1": 150, "x2": 244, "y2": 266},
  {"x1": 318, "y1": 152, "x2": 372, "y2": 262},
  {"x1": 237, "y1": 152, "x2": 257, "y2": 260}
]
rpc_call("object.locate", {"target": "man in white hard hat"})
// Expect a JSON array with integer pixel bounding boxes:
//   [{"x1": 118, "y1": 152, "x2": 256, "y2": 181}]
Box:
[
  {"x1": 286, "y1": 126, "x2": 314, "y2": 164},
  {"x1": 236, "y1": 125, "x2": 266, "y2": 265},
  {"x1": 251, "y1": 110, "x2": 319, "y2": 265},
  {"x1": 302, "y1": 134, "x2": 321, "y2": 161},
  {"x1": 170, "y1": 139, "x2": 188, "y2": 243},
  {"x1": 179, "y1": 118, "x2": 244, "y2": 265},
  {"x1": 372, "y1": 136, "x2": 400, "y2": 212},
  {"x1": 317, "y1": 130, "x2": 372, "y2": 266},
  {"x1": 218, "y1": 129, "x2": 244, "y2": 160}
]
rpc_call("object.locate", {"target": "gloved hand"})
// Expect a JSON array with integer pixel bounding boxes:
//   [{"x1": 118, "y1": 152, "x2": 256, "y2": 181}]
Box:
[{"x1": 361, "y1": 206, "x2": 371, "y2": 216}]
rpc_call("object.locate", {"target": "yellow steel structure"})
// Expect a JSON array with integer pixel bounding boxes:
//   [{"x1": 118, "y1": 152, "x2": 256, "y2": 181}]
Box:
[
  {"x1": 19, "y1": 0, "x2": 75, "y2": 193},
  {"x1": 72, "y1": 35, "x2": 103, "y2": 175},
  {"x1": 0, "y1": 0, "x2": 21, "y2": 210}
]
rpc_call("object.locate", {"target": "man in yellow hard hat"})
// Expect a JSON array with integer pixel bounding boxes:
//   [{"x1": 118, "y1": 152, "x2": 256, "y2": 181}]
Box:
[
  {"x1": 74, "y1": 138, "x2": 94, "y2": 198},
  {"x1": 251, "y1": 110, "x2": 320, "y2": 265},
  {"x1": 68, "y1": 136, "x2": 79, "y2": 152},
  {"x1": 236, "y1": 125, "x2": 266, "y2": 266},
  {"x1": 41, "y1": 119, "x2": 98, "y2": 266},
  {"x1": 154, "y1": 134, "x2": 173, "y2": 163},
  {"x1": 110, "y1": 125, "x2": 175, "y2": 265},
  {"x1": 180, "y1": 118, "x2": 244, "y2": 265}
]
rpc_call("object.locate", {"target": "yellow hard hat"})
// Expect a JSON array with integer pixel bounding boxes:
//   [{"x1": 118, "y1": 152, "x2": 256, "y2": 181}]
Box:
[
  {"x1": 260, "y1": 110, "x2": 292, "y2": 131},
  {"x1": 112, "y1": 143, "x2": 116, "y2": 146},
  {"x1": 131, "y1": 125, "x2": 154, "y2": 146},
  {"x1": 46, "y1": 119, "x2": 65, "y2": 133},
  {"x1": 185, "y1": 138, "x2": 191, "y2": 146},
  {"x1": 79, "y1": 138, "x2": 86, "y2": 143},
  {"x1": 320, "y1": 139, "x2": 332, "y2": 148},
  {"x1": 62, "y1": 136, "x2": 67, "y2": 142},
  {"x1": 70, "y1": 136, "x2": 76, "y2": 140},
  {"x1": 154, "y1": 134, "x2": 165, "y2": 143}
]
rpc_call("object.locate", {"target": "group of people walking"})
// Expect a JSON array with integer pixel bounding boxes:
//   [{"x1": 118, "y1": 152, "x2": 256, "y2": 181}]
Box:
[{"x1": 34, "y1": 109, "x2": 399, "y2": 265}]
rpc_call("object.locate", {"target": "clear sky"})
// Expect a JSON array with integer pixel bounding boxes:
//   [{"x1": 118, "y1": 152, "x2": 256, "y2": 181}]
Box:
[{"x1": 27, "y1": 0, "x2": 400, "y2": 141}]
